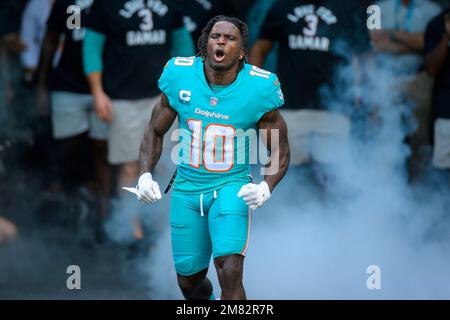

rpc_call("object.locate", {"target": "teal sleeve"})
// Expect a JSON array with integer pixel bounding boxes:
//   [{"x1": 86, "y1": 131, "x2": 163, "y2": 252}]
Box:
[
  {"x1": 83, "y1": 28, "x2": 106, "y2": 75},
  {"x1": 158, "y1": 58, "x2": 177, "y2": 111},
  {"x1": 256, "y1": 74, "x2": 285, "y2": 122},
  {"x1": 171, "y1": 27, "x2": 195, "y2": 57}
]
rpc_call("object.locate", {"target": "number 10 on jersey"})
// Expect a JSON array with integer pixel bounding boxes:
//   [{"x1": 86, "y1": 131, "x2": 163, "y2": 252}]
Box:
[{"x1": 187, "y1": 120, "x2": 236, "y2": 172}]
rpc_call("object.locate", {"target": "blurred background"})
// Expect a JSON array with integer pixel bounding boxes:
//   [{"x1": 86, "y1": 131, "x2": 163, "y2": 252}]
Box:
[{"x1": 1, "y1": 0, "x2": 450, "y2": 299}]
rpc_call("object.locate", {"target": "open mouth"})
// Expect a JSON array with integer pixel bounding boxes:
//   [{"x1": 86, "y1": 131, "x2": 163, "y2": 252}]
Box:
[{"x1": 214, "y1": 48, "x2": 225, "y2": 63}]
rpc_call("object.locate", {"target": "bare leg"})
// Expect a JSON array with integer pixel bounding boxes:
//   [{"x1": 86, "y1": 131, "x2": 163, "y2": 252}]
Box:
[
  {"x1": 117, "y1": 161, "x2": 143, "y2": 240},
  {"x1": 90, "y1": 139, "x2": 111, "y2": 242},
  {"x1": 117, "y1": 161, "x2": 140, "y2": 188},
  {"x1": 214, "y1": 254, "x2": 246, "y2": 300},
  {"x1": 91, "y1": 139, "x2": 111, "y2": 219},
  {"x1": 177, "y1": 268, "x2": 214, "y2": 300}
]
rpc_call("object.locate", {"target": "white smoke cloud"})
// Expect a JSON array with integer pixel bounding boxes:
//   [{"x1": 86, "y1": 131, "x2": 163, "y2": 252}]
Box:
[{"x1": 128, "y1": 47, "x2": 450, "y2": 300}]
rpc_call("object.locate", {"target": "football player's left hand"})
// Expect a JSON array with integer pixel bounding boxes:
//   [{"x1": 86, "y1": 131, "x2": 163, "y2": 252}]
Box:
[{"x1": 237, "y1": 181, "x2": 271, "y2": 210}]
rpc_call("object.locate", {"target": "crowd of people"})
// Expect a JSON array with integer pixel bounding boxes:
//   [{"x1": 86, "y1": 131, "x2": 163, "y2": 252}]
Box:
[{"x1": 1, "y1": 0, "x2": 449, "y2": 251}]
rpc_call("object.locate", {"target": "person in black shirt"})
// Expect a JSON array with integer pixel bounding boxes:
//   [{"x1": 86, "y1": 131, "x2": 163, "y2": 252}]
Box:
[
  {"x1": 83, "y1": 0, "x2": 194, "y2": 241},
  {"x1": 250, "y1": 0, "x2": 370, "y2": 187},
  {"x1": 424, "y1": 7, "x2": 450, "y2": 172},
  {"x1": 371, "y1": 0, "x2": 441, "y2": 183},
  {"x1": 37, "y1": 0, "x2": 111, "y2": 241}
]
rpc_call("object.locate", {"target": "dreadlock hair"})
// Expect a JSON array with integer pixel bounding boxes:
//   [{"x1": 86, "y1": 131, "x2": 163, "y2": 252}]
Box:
[{"x1": 197, "y1": 15, "x2": 249, "y2": 71}]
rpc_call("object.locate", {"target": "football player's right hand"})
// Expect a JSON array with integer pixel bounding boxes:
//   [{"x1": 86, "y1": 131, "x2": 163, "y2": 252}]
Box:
[
  {"x1": 137, "y1": 172, "x2": 162, "y2": 203},
  {"x1": 123, "y1": 172, "x2": 162, "y2": 204}
]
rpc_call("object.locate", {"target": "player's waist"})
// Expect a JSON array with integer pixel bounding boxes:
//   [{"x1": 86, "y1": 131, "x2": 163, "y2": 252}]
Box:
[
  {"x1": 176, "y1": 163, "x2": 250, "y2": 178},
  {"x1": 174, "y1": 165, "x2": 251, "y2": 193}
]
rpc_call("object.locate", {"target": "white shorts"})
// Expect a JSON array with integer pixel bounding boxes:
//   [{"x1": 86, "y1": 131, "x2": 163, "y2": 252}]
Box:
[
  {"x1": 108, "y1": 96, "x2": 178, "y2": 165},
  {"x1": 51, "y1": 91, "x2": 109, "y2": 140},
  {"x1": 432, "y1": 118, "x2": 450, "y2": 169},
  {"x1": 280, "y1": 109, "x2": 351, "y2": 166},
  {"x1": 108, "y1": 97, "x2": 156, "y2": 165}
]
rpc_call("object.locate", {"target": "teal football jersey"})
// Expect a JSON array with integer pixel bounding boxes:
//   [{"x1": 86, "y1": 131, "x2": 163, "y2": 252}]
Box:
[{"x1": 158, "y1": 56, "x2": 284, "y2": 193}]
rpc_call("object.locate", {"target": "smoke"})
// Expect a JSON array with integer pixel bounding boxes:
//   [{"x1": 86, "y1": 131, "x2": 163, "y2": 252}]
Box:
[
  {"x1": 239, "y1": 51, "x2": 450, "y2": 299},
  {"x1": 136, "y1": 45, "x2": 450, "y2": 299}
]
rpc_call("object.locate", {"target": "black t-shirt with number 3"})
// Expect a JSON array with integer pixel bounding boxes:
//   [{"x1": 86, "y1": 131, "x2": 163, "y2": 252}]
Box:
[
  {"x1": 86, "y1": 0, "x2": 184, "y2": 100},
  {"x1": 259, "y1": 0, "x2": 370, "y2": 110}
]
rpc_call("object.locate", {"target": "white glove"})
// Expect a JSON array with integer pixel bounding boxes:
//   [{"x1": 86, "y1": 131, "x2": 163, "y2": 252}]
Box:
[
  {"x1": 237, "y1": 181, "x2": 271, "y2": 210},
  {"x1": 122, "y1": 172, "x2": 162, "y2": 204}
]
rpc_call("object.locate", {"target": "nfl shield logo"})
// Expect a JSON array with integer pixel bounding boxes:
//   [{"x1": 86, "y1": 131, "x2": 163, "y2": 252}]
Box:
[{"x1": 210, "y1": 97, "x2": 218, "y2": 106}]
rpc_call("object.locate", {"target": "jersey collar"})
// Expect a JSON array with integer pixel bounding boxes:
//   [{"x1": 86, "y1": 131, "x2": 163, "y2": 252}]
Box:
[{"x1": 196, "y1": 57, "x2": 245, "y2": 97}]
